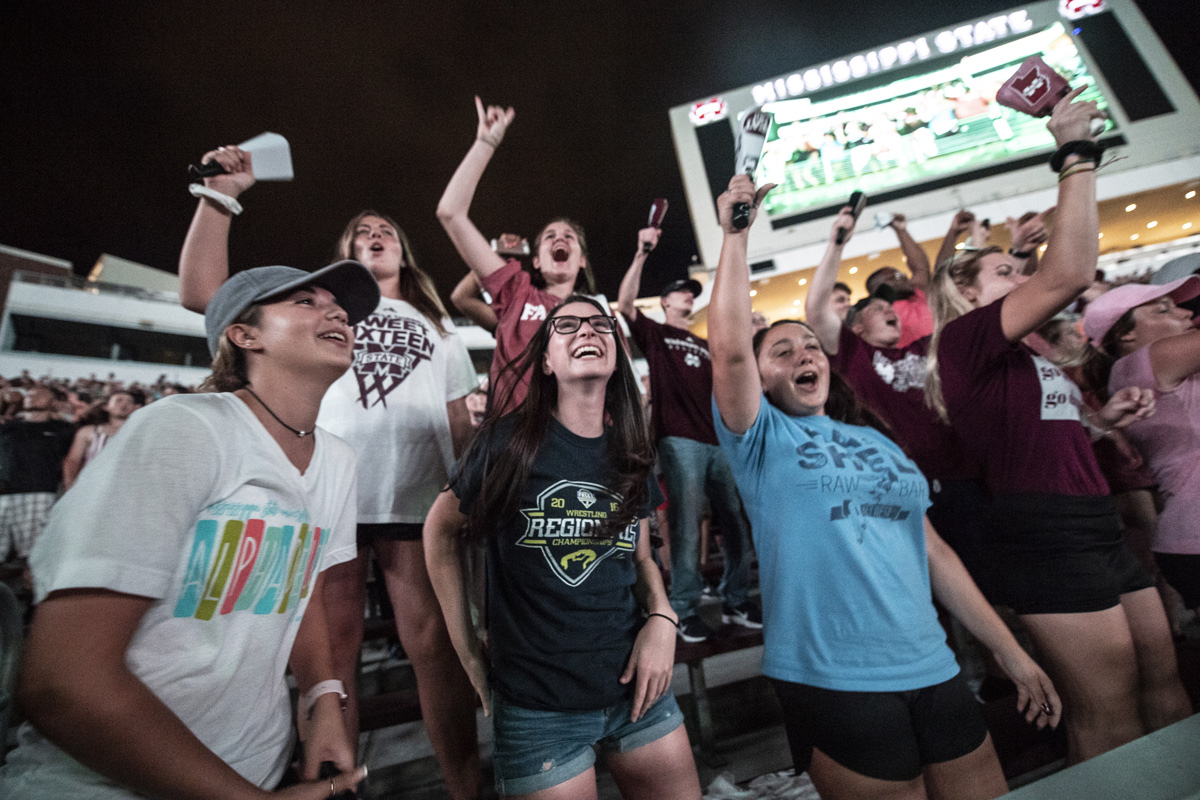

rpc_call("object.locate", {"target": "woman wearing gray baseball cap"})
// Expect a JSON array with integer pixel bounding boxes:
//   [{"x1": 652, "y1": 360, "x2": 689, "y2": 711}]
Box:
[{"x1": 1, "y1": 262, "x2": 379, "y2": 799}]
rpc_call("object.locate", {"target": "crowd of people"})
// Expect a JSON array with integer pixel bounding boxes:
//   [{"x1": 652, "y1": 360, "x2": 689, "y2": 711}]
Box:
[{"x1": 0, "y1": 87, "x2": 1196, "y2": 800}]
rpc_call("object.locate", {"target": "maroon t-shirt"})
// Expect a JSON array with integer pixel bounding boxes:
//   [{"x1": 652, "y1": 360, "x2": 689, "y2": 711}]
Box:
[
  {"x1": 832, "y1": 326, "x2": 973, "y2": 481},
  {"x1": 937, "y1": 297, "x2": 1108, "y2": 496},
  {"x1": 482, "y1": 259, "x2": 562, "y2": 413},
  {"x1": 627, "y1": 310, "x2": 717, "y2": 445}
]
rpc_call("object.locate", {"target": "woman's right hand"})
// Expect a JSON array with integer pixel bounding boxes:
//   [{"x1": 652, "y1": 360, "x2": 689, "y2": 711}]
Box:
[
  {"x1": 716, "y1": 174, "x2": 775, "y2": 235},
  {"x1": 199, "y1": 145, "x2": 255, "y2": 198},
  {"x1": 273, "y1": 766, "x2": 367, "y2": 799},
  {"x1": 1047, "y1": 85, "x2": 1104, "y2": 146},
  {"x1": 475, "y1": 96, "x2": 515, "y2": 149}
]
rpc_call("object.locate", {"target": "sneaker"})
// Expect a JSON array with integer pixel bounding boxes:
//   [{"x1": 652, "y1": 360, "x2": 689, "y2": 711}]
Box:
[
  {"x1": 721, "y1": 601, "x2": 763, "y2": 629},
  {"x1": 677, "y1": 614, "x2": 715, "y2": 643}
]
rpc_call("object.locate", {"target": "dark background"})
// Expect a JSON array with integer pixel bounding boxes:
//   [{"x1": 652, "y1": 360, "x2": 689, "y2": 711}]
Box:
[{"x1": 1, "y1": 1, "x2": 1194, "y2": 302}]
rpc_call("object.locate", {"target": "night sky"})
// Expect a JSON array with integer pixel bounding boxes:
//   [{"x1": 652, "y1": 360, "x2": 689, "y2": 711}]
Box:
[{"x1": 1, "y1": 1, "x2": 1194, "y2": 302}]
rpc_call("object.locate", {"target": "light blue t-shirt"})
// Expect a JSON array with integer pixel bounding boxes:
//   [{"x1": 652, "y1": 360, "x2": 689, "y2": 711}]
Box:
[{"x1": 714, "y1": 395, "x2": 959, "y2": 692}]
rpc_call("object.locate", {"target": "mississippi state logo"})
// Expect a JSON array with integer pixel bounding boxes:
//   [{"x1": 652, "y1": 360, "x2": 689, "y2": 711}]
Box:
[
  {"x1": 352, "y1": 313, "x2": 435, "y2": 408},
  {"x1": 517, "y1": 480, "x2": 637, "y2": 586},
  {"x1": 1011, "y1": 63, "x2": 1051, "y2": 108}
]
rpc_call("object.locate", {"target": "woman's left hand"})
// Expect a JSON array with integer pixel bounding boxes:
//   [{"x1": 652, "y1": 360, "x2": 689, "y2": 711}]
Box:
[
  {"x1": 1096, "y1": 386, "x2": 1156, "y2": 430},
  {"x1": 992, "y1": 645, "x2": 1062, "y2": 730},
  {"x1": 298, "y1": 693, "x2": 356, "y2": 780},
  {"x1": 620, "y1": 614, "x2": 678, "y2": 721}
]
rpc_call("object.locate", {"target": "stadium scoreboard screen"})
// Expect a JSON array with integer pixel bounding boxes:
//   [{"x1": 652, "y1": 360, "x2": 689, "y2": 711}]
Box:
[{"x1": 670, "y1": 0, "x2": 1200, "y2": 268}]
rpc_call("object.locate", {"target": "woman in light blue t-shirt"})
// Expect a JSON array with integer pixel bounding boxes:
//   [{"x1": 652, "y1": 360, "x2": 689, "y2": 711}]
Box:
[{"x1": 705, "y1": 174, "x2": 1059, "y2": 800}]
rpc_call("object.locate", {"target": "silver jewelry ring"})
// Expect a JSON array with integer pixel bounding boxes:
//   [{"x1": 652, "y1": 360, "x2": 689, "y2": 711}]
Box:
[{"x1": 329, "y1": 777, "x2": 336, "y2": 797}]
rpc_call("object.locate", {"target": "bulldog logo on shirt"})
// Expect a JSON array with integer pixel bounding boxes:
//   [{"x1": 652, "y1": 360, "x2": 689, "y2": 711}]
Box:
[
  {"x1": 351, "y1": 313, "x2": 435, "y2": 408},
  {"x1": 517, "y1": 480, "x2": 637, "y2": 586}
]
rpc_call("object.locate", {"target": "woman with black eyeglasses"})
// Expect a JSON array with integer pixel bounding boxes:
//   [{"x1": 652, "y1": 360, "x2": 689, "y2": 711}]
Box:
[{"x1": 424, "y1": 297, "x2": 702, "y2": 800}]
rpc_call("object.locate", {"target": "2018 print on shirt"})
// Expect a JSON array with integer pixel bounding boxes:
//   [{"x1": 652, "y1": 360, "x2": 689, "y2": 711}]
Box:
[{"x1": 517, "y1": 479, "x2": 638, "y2": 587}]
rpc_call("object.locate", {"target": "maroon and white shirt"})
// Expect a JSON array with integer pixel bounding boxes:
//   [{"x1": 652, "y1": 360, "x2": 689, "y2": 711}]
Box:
[
  {"x1": 832, "y1": 326, "x2": 973, "y2": 481},
  {"x1": 482, "y1": 259, "x2": 564, "y2": 414},
  {"x1": 627, "y1": 310, "x2": 718, "y2": 444},
  {"x1": 937, "y1": 297, "x2": 1108, "y2": 496}
]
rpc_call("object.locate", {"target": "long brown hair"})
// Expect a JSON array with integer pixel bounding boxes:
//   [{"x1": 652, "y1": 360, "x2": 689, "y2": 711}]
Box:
[
  {"x1": 456, "y1": 295, "x2": 653, "y2": 544},
  {"x1": 752, "y1": 320, "x2": 894, "y2": 440},
  {"x1": 924, "y1": 247, "x2": 1001, "y2": 422},
  {"x1": 338, "y1": 210, "x2": 450, "y2": 335}
]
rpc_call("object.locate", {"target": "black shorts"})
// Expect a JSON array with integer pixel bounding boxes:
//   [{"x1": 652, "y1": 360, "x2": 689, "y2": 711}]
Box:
[
  {"x1": 770, "y1": 673, "x2": 988, "y2": 783},
  {"x1": 928, "y1": 478, "x2": 997, "y2": 603},
  {"x1": 1156, "y1": 552, "x2": 1200, "y2": 609},
  {"x1": 356, "y1": 522, "x2": 424, "y2": 545},
  {"x1": 990, "y1": 493, "x2": 1153, "y2": 615}
]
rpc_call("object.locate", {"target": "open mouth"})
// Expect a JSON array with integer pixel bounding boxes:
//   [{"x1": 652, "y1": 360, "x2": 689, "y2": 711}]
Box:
[
  {"x1": 552, "y1": 246, "x2": 570, "y2": 262},
  {"x1": 794, "y1": 371, "x2": 818, "y2": 388},
  {"x1": 319, "y1": 331, "x2": 348, "y2": 343},
  {"x1": 572, "y1": 344, "x2": 602, "y2": 358}
]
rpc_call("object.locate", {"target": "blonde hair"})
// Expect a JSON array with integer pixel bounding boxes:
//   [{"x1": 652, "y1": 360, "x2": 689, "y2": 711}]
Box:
[
  {"x1": 338, "y1": 210, "x2": 450, "y2": 336},
  {"x1": 924, "y1": 247, "x2": 1001, "y2": 422},
  {"x1": 200, "y1": 304, "x2": 263, "y2": 393}
]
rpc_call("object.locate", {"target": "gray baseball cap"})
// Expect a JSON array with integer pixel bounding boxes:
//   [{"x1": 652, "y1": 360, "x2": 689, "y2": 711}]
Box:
[{"x1": 204, "y1": 261, "x2": 380, "y2": 355}]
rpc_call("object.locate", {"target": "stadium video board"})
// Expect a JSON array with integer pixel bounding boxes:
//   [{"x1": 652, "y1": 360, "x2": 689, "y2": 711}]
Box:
[{"x1": 670, "y1": 0, "x2": 1200, "y2": 268}]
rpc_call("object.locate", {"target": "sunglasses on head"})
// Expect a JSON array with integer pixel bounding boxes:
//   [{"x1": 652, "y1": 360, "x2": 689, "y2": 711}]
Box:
[{"x1": 549, "y1": 314, "x2": 616, "y2": 335}]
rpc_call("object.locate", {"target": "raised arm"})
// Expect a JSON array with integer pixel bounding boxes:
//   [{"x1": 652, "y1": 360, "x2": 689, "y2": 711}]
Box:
[
  {"x1": 934, "y1": 210, "x2": 975, "y2": 273},
  {"x1": 177, "y1": 146, "x2": 256, "y2": 313},
  {"x1": 1007, "y1": 209, "x2": 1050, "y2": 277},
  {"x1": 616, "y1": 228, "x2": 662, "y2": 321},
  {"x1": 998, "y1": 86, "x2": 1103, "y2": 342},
  {"x1": 1150, "y1": 328, "x2": 1200, "y2": 391},
  {"x1": 925, "y1": 520, "x2": 1062, "y2": 730},
  {"x1": 889, "y1": 214, "x2": 931, "y2": 290},
  {"x1": 423, "y1": 488, "x2": 491, "y2": 716},
  {"x1": 450, "y1": 273, "x2": 498, "y2": 332},
  {"x1": 709, "y1": 175, "x2": 775, "y2": 434},
  {"x1": 804, "y1": 208, "x2": 857, "y2": 354},
  {"x1": 435, "y1": 97, "x2": 516, "y2": 283}
]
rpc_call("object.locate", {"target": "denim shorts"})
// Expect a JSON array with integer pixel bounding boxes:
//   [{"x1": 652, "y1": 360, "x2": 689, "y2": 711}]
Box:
[{"x1": 490, "y1": 691, "x2": 684, "y2": 795}]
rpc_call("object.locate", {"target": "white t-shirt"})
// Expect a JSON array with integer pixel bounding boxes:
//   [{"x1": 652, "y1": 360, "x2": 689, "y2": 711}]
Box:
[
  {"x1": 317, "y1": 297, "x2": 477, "y2": 524},
  {"x1": 0, "y1": 393, "x2": 358, "y2": 799}
]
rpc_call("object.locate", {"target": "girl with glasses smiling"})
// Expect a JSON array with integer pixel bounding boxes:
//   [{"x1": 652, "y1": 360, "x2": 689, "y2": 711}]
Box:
[{"x1": 425, "y1": 297, "x2": 702, "y2": 799}]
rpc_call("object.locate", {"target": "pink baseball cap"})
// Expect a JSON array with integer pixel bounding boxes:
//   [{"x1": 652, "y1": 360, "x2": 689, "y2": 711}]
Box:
[{"x1": 1083, "y1": 275, "x2": 1200, "y2": 345}]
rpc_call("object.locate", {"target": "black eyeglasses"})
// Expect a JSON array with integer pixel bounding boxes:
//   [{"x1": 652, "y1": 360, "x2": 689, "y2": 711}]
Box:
[{"x1": 549, "y1": 314, "x2": 616, "y2": 334}]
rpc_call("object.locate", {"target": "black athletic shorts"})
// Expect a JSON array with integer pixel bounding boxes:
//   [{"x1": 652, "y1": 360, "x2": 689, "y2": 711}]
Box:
[
  {"x1": 990, "y1": 493, "x2": 1153, "y2": 615},
  {"x1": 1155, "y1": 552, "x2": 1200, "y2": 609},
  {"x1": 356, "y1": 521, "x2": 425, "y2": 545},
  {"x1": 928, "y1": 478, "x2": 997, "y2": 603},
  {"x1": 770, "y1": 672, "x2": 988, "y2": 783}
]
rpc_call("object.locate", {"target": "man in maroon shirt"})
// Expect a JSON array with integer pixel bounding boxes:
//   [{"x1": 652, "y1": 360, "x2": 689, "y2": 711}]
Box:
[
  {"x1": 861, "y1": 214, "x2": 935, "y2": 348},
  {"x1": 619, "y1": 231, "x2": 758, "y2": 642}
]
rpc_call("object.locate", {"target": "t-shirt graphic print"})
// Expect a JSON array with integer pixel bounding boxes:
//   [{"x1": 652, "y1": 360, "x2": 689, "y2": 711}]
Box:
[
  {"x1": 517, "y1": 479, "x2": 638, "y2": 587},
  {"x1": 352, "y1": 311, "x2": 435, "y2": 408}
]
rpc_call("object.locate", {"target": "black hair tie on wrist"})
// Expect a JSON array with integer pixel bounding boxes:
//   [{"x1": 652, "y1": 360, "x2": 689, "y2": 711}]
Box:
[
  {"x1": 646, "y1": 612, "x2": 679, "y2": 629},
  {"x1": 1049, "y1": 139, "x2": 1107, "y2": 173}
]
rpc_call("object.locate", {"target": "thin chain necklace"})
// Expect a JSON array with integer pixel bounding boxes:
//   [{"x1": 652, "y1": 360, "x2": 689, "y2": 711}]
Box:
[{"x1": 243, "y1": 386, "x2": 313, "y2": 438}]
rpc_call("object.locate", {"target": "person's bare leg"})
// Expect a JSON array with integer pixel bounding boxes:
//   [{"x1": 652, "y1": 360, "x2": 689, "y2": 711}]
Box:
[
  {"x1": 923, "y1": 734, "x2": 1008, "y2": 800},
  {"x1": 321, "y1": 548, "x2": 370, "y2": 749},
  {"x1": 376, "y1": 538, "x2": 481, "y2": 800},
  {"x1": 1119, "y1": 586, "x2": 1193, "y2": 731},
  {"x1": 1021, "y1": 606, "x2": 1143, "y2": 763},
  {"x1": 507, "y1": 767, "x2": 599, "y2": 800},
  {"x1": 806, "y1": 747, "x2": 927, "y2": 800},
  {"x1": 605, "y1": 725, "x2": 701, "y2": 800}
]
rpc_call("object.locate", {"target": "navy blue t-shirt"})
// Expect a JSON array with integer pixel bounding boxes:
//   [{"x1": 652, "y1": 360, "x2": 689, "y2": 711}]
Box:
[{"x1": 453, "y1": 417, "x2": 645, "y2": 711}]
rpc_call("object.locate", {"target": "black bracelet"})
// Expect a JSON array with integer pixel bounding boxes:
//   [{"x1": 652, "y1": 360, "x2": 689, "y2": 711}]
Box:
[
  {"x1": 1009, "y1": 248, "x2": 1034, "y2": 258},
  {"x1": 646, "y1": 612, "x2": 679, "y2": 629},
  {"x1": 1049, "y1": 139, "x2": 1106, "y2": 173}
]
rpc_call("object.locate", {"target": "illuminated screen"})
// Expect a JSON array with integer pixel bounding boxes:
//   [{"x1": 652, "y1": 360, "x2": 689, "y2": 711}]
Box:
[{"x1": 755, "y1": 22, "x2": 1115, "y2": 222}]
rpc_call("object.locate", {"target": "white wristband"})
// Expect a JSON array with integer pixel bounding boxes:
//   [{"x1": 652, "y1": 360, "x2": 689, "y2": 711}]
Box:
[
  {"x1": 302, "y1": 679, "x2": 347, "y2": 720},
  {"x1": 189, "y1": 183, "x2": 243, "y2": 215}
]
